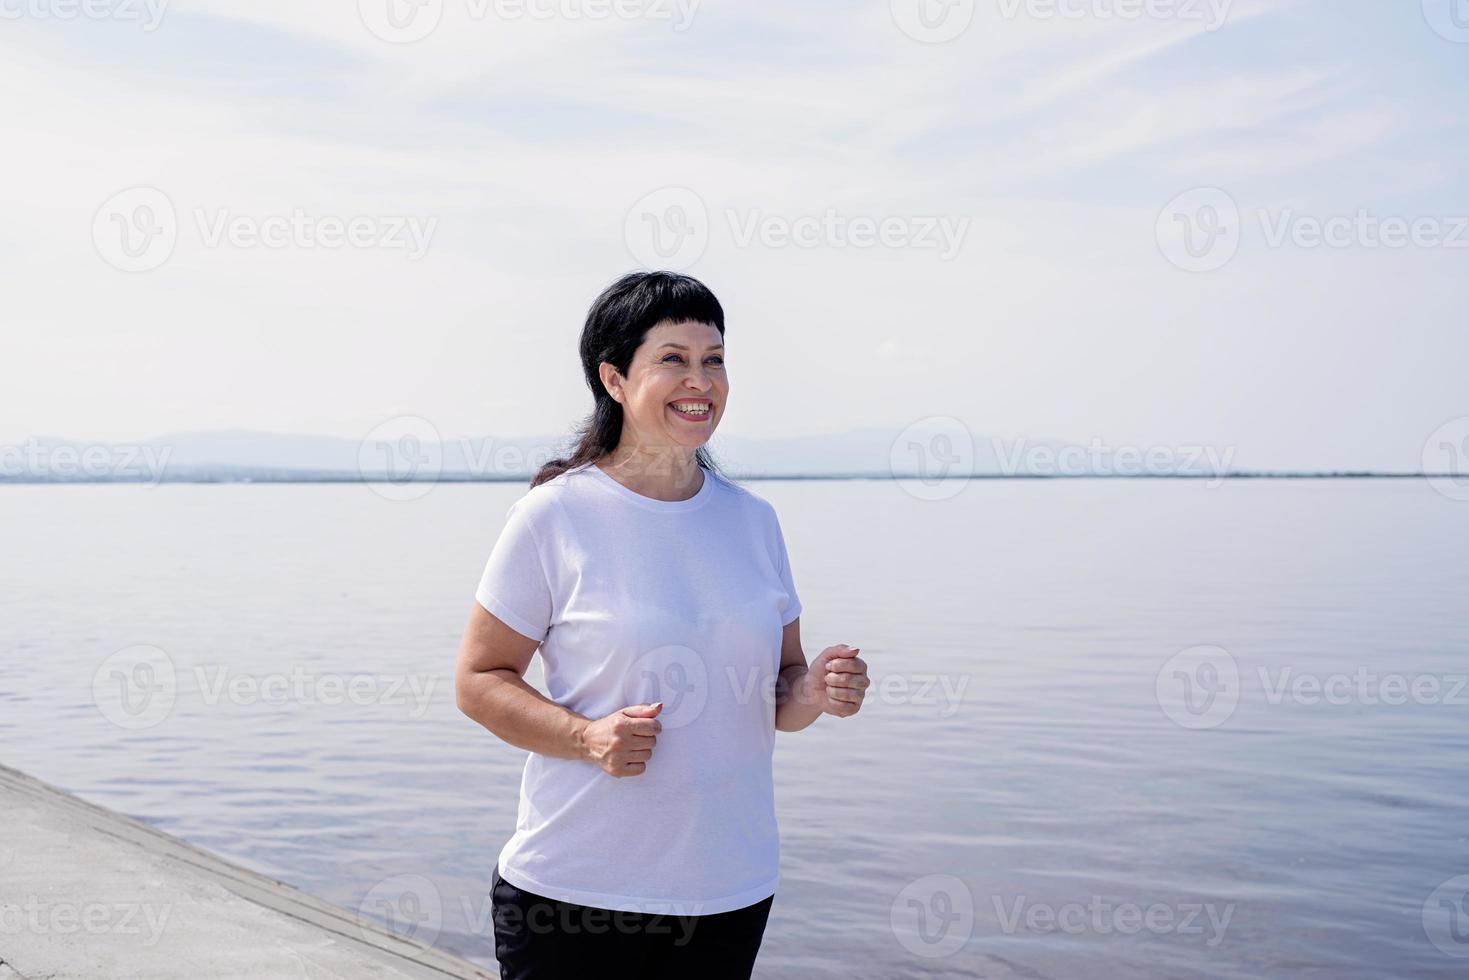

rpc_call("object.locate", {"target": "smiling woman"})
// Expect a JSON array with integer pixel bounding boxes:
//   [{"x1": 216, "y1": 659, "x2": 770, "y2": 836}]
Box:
[
  {"x1": 452, "y1": 271, "x2": 870, "y2": 980},
  {"x1": 527, "y1": 271, "x2": 729, "y2": 493}
]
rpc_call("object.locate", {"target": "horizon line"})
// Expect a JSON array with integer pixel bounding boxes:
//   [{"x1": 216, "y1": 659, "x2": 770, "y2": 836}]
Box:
[{"x1": 0, "y1": 472, "x2": 1459, "y2": 486}]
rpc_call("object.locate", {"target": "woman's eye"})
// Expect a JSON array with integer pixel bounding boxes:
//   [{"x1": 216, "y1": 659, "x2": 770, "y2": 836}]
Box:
[{"x1": 659, "y1": 353, "x2": 723, "y2": 365}]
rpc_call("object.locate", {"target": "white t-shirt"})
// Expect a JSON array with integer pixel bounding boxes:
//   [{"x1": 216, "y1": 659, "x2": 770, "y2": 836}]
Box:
[{"x1": 474, "y1": 461, "x2": 802, "y2": 915}]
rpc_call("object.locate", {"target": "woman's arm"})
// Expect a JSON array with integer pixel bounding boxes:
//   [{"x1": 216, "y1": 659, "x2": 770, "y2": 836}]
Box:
[
  {"x1": 454, "y1": 603, "x2": 586, "y2": 757},
  {"x1": 774, "y1": 617, "x2": 869, "y2": 732},
  {"x1": 454, "y1": 603, "x2": 662, "y2": 777}
]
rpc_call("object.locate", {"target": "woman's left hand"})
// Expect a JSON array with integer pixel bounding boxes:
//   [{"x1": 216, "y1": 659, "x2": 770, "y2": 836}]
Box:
[{"x1": 807, "y1": 644, "x2": 869, "y2": 718}]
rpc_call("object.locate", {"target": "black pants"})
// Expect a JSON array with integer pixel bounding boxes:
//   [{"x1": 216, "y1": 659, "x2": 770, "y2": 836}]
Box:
[{"x1": 490, "y1": 865, "x2": 773, "y2": 979}]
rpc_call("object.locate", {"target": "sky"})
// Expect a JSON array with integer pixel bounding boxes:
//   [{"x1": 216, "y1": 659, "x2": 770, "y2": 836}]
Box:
[{"x1": 2, "y1": 0, "x2": 1466, "y2": 471}]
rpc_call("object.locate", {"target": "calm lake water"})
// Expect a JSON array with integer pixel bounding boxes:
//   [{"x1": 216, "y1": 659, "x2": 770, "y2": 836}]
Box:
[{"x1": 2, "y1": 479, "x2": 1467, "y2": 978}]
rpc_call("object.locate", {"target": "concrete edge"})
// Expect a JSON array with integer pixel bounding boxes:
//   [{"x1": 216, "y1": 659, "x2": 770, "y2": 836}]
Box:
[{"x1": 0, "y1": 763, "x2": 496, "y2": 980}]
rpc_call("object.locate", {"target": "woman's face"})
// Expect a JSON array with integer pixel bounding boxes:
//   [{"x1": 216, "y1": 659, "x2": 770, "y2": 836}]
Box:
[{"x1": 604, "y1": 318, "x2": 727, "y2": 454}]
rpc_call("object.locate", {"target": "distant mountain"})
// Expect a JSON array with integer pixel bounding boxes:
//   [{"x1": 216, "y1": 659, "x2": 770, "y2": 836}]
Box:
[
  {"x1": 1, "y1": 427, "x2": 1257, "y2": 483},
  {"x1": 711, "y1": 428, "x2": 1031, "y2": 478}
]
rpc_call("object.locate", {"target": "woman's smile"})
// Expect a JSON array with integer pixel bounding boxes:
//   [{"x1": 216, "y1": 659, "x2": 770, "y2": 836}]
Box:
[{"x1": 668, "y1": 398, "x2": 714, "y2": 423}]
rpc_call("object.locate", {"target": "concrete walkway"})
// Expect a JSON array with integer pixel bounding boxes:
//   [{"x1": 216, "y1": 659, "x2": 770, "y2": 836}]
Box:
[{"x1": 0, "y1": 763, "x2": 495, "y2": 980}]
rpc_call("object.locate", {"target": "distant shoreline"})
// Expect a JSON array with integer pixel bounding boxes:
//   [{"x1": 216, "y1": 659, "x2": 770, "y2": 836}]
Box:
[{"x1": 0, "y1": 472, "x2": 1456, "y2": 485}]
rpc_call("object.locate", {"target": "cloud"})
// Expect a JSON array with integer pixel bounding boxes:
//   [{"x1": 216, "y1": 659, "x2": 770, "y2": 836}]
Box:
[{"x1": 1, "y1": 0, "x2": 1463, "y2": 469}]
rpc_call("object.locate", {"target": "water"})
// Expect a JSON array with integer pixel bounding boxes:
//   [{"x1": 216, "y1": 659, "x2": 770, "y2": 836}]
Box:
[{"x1": 2, "y1": 479, "x2": 1466, "y2": 978}]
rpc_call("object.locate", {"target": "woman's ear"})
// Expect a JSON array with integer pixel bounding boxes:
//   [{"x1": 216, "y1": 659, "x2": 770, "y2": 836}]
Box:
[{"x1": 597, "y1": 361, "x2": 624, "y2": 404}]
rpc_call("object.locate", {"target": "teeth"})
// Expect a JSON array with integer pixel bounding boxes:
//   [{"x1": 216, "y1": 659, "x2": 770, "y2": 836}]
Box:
[{"x1": 672, "y1": 403, "x2": 709, "y2": 415}]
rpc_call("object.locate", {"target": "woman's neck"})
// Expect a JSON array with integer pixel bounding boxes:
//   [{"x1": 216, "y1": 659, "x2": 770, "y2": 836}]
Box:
[{"x1": 596, "y1": 444, "x2": 704, "y2": 502}]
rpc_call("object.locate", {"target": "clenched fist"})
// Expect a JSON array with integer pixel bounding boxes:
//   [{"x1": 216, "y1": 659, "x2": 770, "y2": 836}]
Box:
[
  {"x1": 577, "y1": 701, "x2": 664, "y2": 777},
  {"x1": 804, "y1": 644, "x2": 869, "y2": 718}
]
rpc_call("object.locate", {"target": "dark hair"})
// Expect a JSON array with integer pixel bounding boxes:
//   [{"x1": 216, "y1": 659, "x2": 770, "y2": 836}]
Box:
[{"x1": 531, "y1": 271, "x2": 727, "y2": 488}]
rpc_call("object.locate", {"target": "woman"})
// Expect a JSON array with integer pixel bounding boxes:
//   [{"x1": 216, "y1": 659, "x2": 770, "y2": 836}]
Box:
[{"x1": 454, "y1": 270, "x2": 869, "y2": 979}]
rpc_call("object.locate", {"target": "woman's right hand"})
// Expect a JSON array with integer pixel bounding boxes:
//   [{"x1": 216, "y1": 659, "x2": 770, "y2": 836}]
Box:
[{"x1": 576, "y1": 702, "x2": 663, "y2": 777}]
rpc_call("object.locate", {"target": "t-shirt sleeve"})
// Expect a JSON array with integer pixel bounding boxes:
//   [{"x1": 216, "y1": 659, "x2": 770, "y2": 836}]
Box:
[
  {"x1": 772, "y1": 512, "x2": 803, "y2": 627},
  {"x1": 474, "y1": 498, "x2": 554, "y2": 643}
]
